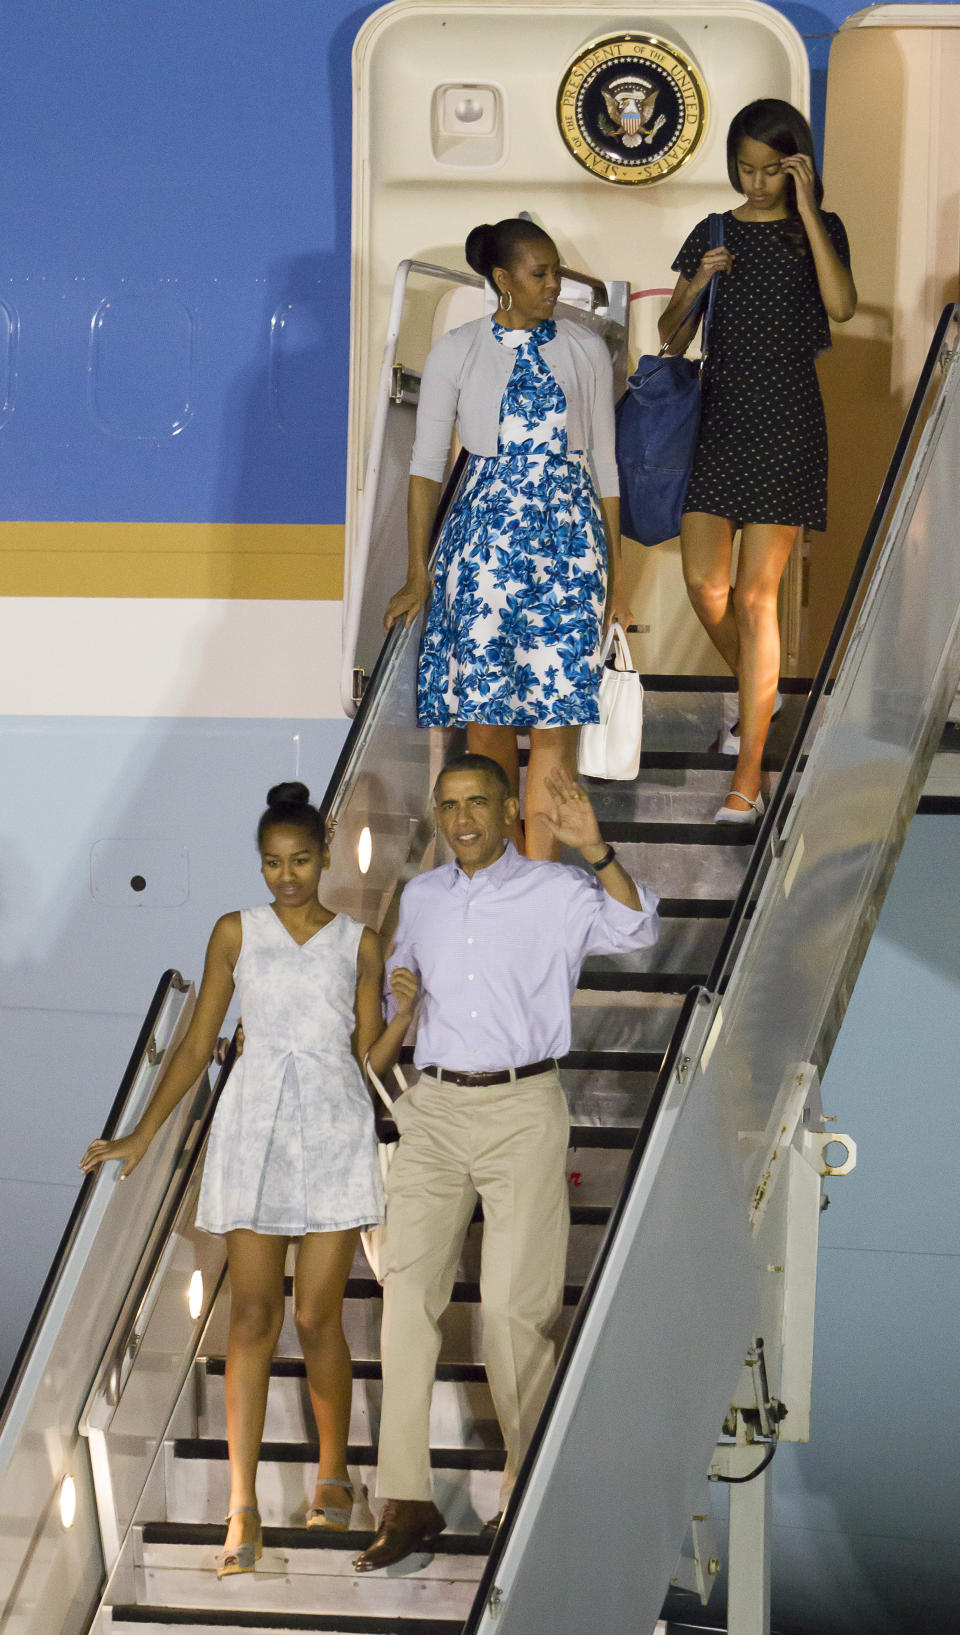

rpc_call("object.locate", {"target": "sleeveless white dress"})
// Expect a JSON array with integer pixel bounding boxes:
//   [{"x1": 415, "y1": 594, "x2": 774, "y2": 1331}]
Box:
[{"x1": 196, "y1": 905, "x2": 384, "y2": 1235}]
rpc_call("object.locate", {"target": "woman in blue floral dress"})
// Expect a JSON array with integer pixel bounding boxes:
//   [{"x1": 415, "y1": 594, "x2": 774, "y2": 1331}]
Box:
[{"x1": 385, "y1": 217, "x2": 629, "y2": 858}]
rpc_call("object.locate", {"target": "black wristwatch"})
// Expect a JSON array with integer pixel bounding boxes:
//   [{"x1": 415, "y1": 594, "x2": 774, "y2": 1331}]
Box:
[{"x1": 590, "y1": 843, "x2": 617, "y2": 872}]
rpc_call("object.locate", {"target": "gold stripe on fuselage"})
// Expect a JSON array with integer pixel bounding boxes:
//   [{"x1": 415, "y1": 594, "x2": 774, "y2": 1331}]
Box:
[{"x1": 0, "y1": 520, "x2": 345, "y2": 598}]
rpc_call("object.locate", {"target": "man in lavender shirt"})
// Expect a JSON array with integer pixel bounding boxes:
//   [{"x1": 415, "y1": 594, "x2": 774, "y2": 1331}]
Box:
[{"x1": 354, "y1": 753, "x2": 659, "y2": 1572}]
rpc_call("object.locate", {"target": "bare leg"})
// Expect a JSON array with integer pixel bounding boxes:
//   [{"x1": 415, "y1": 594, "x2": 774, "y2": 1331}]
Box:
[
  {"x1": 292, "y1": 1228, "x2": 362, "y2": 1511},
  {"x1": 466, "y1": 723, "x2": 524, "y2": 850},
  {"x1": 679, "y1": 511, "x2": 740, "y2": 674},
  {"x1": 722, "y1": 524, "x2": 798, "y2": 811},
  {"x1": 525, "y1": 726, "x2": 580, "y2": 861},
  {"x1": 223, "y1": 1230, "x2": 289, "y2": 1551}
]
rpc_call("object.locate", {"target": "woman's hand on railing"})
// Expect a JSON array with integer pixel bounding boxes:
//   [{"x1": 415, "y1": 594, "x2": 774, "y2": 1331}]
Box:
[
  {"x1": 80, "y1": 1128, "x2": 151, "y2": 1180},
  {"x1": 384, "y1": 574, "x2": 430, "y2": 632}
]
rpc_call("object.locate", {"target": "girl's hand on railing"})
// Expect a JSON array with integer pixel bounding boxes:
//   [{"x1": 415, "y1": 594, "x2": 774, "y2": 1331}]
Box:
[
  {"x1": 80, "y1": 1129, "x2": 150, "y2": 1180},
  {"x1": 384, "y1": 575, "x2": 430, "y2": 632}
]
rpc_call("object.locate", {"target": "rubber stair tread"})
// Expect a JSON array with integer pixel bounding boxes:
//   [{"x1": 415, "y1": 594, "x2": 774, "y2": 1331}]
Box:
[
  {"x1": 655, "y1": 896, "x2": 735, "y2": 917},
  {"x1": 140, "y1": 1520, "x2": 490, "y2": 1556},
  {"x1": 599, "y1": 819, "x2": 756, "y2": 844},
  {"x1": 171, "y1": 1438, "x2": 507, "y2": 1470},
  {"x1": 634, "y1": 673, "x2": 813, "y2": 692},
  {"x1": 568, "y1": 1124, "x2": 641, "y2": 1147},
  {"x1": 636, "y1": 750, "x2": 794, "y2": 771},
  {"x1": 110, "y1": 1609, "x2": 465, "y2": 1633},
  {"x1": 561, "y1": 1049, "x2": 662, "y2": 1070},
  {"x1": 577, "y1": 970, "x2": 706, "y2": 992},
  {"x1": 201, "y1": 1357, "x2": 491, "y2": 1383}
]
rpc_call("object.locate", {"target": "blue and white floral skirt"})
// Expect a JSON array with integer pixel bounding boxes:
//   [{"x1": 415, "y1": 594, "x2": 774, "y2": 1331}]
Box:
[{"x1": 417, "y1": 449, "x2": 607, "y2": 727}]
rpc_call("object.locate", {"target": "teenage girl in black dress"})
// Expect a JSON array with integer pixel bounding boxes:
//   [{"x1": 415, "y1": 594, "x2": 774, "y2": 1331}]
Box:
[{"x1": 659, "y1": 99, "x2": 857, "y2": 822}]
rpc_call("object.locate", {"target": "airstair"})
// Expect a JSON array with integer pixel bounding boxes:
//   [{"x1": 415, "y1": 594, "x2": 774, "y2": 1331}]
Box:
[{"x1": 1, "y1": 302, "x2": 958, "y2": 1635}]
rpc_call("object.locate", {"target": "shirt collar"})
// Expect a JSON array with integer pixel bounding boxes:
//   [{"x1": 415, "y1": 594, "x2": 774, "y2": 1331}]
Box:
[{"x1": 448, "y1": 839, "x2": 522, "y2": 890}]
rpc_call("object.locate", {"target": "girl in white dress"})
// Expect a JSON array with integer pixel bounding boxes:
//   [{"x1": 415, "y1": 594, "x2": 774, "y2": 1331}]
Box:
[{"x1": 81, "y1": 783, "x2": 416, "y2": 1576}]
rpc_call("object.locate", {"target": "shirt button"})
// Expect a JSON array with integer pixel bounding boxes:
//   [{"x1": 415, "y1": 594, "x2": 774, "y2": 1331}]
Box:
[
  {"x1": 467, "y1": 937, "x2": 474, "y2": 945},
  {"x1": 470, "y1": 1010, "x2": 478, "y2": 1018},
  {"x1": 467, "y1": 973, "x2": 474, "y2": 981}
]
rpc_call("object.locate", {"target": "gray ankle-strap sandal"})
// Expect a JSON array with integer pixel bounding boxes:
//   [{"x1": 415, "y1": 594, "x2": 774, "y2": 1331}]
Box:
[
  {"x1": 216, "y1": 1505, "x2": 262, "y2": 1578},
  {"x1": 306, "y1": 1476, "x2": 357, "y2": 1531}
]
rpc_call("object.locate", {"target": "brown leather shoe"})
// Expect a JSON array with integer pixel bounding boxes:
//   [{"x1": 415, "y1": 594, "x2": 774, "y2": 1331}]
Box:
[{"x1": 353, "y1": 1498, "x2": 446, "y2": 1572}]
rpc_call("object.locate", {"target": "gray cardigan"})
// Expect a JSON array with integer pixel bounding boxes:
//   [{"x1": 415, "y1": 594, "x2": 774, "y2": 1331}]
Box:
[{"x1": 409, "y1": 315, "x2": 619, "y2": 499}]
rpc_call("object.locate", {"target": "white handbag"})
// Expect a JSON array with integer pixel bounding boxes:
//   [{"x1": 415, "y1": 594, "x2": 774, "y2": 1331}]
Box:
[
  {"x1": 577, "y1": 621, "x2": 644, "y2": 781},
  {"x1": 360, "y1": 1059, "x2": 408, "y2": 1283}
]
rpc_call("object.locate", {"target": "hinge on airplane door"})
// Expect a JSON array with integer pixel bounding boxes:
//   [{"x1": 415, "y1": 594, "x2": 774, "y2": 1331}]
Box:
[
  {"x1": 352, "y1": 667, "x2": 366, "y2": 706},
  {"x1": 391, "y1": 362, "x2": 421, "y2": 404}
]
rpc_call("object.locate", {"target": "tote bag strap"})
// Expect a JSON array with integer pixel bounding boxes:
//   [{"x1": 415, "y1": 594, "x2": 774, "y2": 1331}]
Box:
[
  {"x1": 363, "y1": 1056, "x2": 409, "y2": 1115},
  {"x1": 700, "y1": 211, "x2": 724, "y2": 361},
  {"x1": 658, "y1": 209, "x2": 725, "y2": 359}
]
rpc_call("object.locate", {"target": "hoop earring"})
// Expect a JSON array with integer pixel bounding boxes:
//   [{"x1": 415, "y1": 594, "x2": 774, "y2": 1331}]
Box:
[{"x1": 498, "y1": 289, "x2": 512, "y2": 312}]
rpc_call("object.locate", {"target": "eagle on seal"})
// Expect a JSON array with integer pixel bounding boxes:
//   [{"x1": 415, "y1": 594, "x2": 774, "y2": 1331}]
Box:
[{"x1": 599, "y1": 78, "x2": 663, "y2": 148}]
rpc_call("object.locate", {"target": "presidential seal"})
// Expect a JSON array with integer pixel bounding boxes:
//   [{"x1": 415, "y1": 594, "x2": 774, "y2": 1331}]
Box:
[{"x1": 557, "y1": 34, "x2": 708, "y2": 185}]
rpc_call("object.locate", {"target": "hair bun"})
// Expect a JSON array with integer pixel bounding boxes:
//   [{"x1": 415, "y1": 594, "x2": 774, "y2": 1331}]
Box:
[
  {"x1": 464, "y1": 223, "x2": 497, "y2": 278},
  {"x1": 266, "y1": 780, "x2": 311, "y2": 808}
]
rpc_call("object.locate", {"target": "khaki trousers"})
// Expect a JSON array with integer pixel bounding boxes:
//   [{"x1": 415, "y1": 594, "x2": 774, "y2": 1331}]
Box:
[{"x1": 375, "y1": 1068, "x2": 570, "y2": 1506}]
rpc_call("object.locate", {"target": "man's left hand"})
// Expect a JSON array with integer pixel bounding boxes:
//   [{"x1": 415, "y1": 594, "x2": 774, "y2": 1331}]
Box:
[{"x1": 539, "y1": 768, "x2": 605, "y2": 855}]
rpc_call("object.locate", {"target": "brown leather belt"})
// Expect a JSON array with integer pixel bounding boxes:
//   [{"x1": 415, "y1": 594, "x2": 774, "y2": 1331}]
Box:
[{"x1": 422, "y1": 1058, "x2": 557, "y2": 1088}]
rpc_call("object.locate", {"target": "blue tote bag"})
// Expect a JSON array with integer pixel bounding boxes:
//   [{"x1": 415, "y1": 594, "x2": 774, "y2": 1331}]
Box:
[{"x1": 616, "y1": 213, "x2": 724, "y2": 547}]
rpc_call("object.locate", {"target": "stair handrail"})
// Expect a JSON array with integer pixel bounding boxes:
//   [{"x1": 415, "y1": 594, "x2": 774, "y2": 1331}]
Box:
[{"x1": 0, "y1": 969, "x2": 189, "y2": 1432}]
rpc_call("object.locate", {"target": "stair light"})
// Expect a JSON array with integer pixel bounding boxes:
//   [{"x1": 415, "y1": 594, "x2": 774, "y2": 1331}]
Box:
[
  {"x1": 188, "y1": 1269, "x2": 204, "y2": 1320},
  {"x1": 59, "y1": 1475, "x2": 77, "y2": 1529},
  {"x1": 357, "y1": 826, "x2": 372, "y2": 875}
]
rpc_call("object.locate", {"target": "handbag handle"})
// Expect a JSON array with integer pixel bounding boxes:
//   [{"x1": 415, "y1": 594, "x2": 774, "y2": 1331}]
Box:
[
  {"x1": 598, "y1": 619, "x2": 635, "y2": 674},
  {"x1": 363, "y1": 1056, "x2": 409, "y2": 1115},
  {"x1": 658, "y1": 211, "x2": 724, "y2": 358}
]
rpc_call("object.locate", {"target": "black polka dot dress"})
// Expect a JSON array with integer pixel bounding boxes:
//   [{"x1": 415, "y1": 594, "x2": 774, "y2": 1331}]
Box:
[{"x1": 673, "y1": 210, "x2": 851, "y2": 531}]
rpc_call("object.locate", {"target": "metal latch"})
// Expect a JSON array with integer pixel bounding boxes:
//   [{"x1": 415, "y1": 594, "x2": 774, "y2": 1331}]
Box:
[
  {"x1": 352, "y1": 667, "x2": 366, "y2": 706},
  {"x1": 390, "y1": 363, "x2": 421, "y2": 404}
]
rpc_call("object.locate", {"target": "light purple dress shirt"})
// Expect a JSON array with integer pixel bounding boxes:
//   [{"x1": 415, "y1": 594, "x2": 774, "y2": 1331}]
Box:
[{"x1": 386, "y1": 842, "x2": 660, "y2": 1070}]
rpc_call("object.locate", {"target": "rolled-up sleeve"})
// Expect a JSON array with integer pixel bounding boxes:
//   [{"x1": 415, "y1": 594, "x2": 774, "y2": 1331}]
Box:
[
  {"x1": 409, "y1": 335, "x2": 460, "y2": 482},
  {"x1": 383, "y1": 889, "x2": 421, "y2": 1019},
  {"x1": 564, "y1": 867, "x2": 660, "y2": 960},
  {"x1": 589, "y1": 336, "x2": 619, "y2": 498}
]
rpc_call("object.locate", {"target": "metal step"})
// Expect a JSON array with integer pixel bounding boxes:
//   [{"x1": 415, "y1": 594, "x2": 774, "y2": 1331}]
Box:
[
  {"x1": 634, "y1": 679, "x2": 812, "y2": 753},
  {"x1": 126, "y1": 1528, "x2": 483, "y2": 1621},
  {"x1": 110, "y1": 1611, "x2": 465, "y2": 1633},
  {"x1": 569, "y1": 989, "x2": 683, "y2": 1053},
  {"x1": 587, "y1": 761, "x2": 792, "y2": 821},
  {"x1": 111, "y1": 1611, "x2": 465, "y2": 1633}
]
